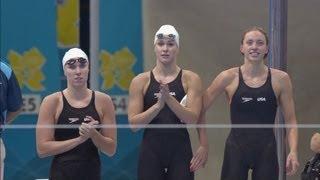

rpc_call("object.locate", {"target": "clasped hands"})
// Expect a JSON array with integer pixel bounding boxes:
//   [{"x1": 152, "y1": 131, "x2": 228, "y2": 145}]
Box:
[{"x1": 79, "y1": 116, "x2": 99, "y2": 140}]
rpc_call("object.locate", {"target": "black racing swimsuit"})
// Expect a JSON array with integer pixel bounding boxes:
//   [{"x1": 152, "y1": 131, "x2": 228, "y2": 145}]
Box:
[
  {"x1": 138, "y1": 70, "x2": 194, "y2": 180},
  {"x1": 49, "y1": 91, "x2": 101, "y2": 180},
  {"x1": 221, "y1": 67, "x2": 279, "y2": 180}
]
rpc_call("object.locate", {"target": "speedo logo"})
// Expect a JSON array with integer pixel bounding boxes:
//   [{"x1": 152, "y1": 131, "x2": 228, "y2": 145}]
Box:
[
  {"x1": 241, "y1": 97, "x2": 253, "y2": 103},
  {"x1": 68, "y1": 118, "x2": 79, "y2": 123},
  {"x1": 241, "y1": 97, "x2": 267, "y2": 103}
]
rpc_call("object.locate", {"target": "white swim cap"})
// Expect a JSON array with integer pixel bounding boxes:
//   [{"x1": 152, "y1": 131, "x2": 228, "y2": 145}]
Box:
[
  {"x1": 62, "y1": 48, "x2": 88, "y2": 67},
  {"x1": 154, "y1": 24, "x2": 179, "y2": 47}
]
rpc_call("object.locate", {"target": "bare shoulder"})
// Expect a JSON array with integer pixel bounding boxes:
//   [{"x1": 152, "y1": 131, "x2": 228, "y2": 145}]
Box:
[
  {"x1": 131, "y1": 71, "x2": 150, "y2": 86},
  {"x1": 221, "y1": 67, "x2": 238, "y2": 77},
  {"x1": 93, "y1": 91, "x2": 115, "y2": 124},
  {"x1": 215, "y1": 67, "x2": 238, "y2": 83},
  {"x1": 270, "y1": 68, "x2": 291, "y2": 83},
  {"x1": 39, "y1": 92, "x2": 61, "y2": 118},
  {"x1": 133, "y1": 71, "x2": 150, "y2": 81},
  {"x1": 94, "y1": 91, "x2": 115, "y2": 116},
  {"x1": 270, "y1": 68, "x2": 293, "y2": 95},
  {"x1": 129, "y1": 71, "x2": 151, "y2": 94},
  {"x1": 42, "y1": 92, "x2": 61, "y2": 106},
  {"x1": 95, "y1": 91, "x2": 112, "y2": 101},
  {"x1": 182, "y1": 69, "x2": 201, "y2": 81}
]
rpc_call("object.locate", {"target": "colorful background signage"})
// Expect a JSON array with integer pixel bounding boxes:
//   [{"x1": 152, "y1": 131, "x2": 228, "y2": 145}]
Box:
[{"x1": 0, "y1": 0, "x2": 143, "y2": 179}]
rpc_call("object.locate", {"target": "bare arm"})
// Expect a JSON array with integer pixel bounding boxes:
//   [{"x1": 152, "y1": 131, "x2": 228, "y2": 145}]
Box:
[
  {"x1": 194, "y1": 71, "x2": 233, "y2": 146},
  {"x1": 196, "y1": 110, "x2": 209, "y2": 148},
  {"x1": 278, "y1": 72, "x2": 299, "y2": 175},
  {"x1": 128, "y1": 74, "x2": 164, "y2": 132},
  {"x1": 199, "y1": 70, "x2": 235, "y2": 141},
  {"x1": 190, "y1": 109, "x2": 209, "y2": 171},
  {"x1": 204, "y1": 70, "x2": 234, "y2": 110},
  {"x1": 36, "y1": 94, "x2": 87, "y2": 158},
  {"x1": 85, "y1": 93, "x2": 117, "y2": 156},
  {"x1": 190, "y1": 70, "x2": 234, "y2": 171},
  {"x1": 279, "y1": 74, "x2": 298, "y2": 154},
  {"x1": 163, "y1": 71, "x2": 202, "y2": 124}
]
